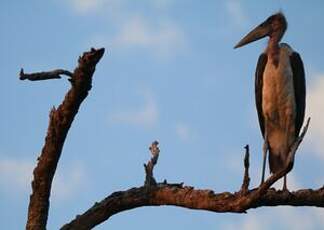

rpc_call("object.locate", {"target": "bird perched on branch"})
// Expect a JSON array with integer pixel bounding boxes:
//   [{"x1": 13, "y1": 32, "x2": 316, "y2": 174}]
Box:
[{"x1": 234, "y1": 12, "x2": 306, "y2": 190}]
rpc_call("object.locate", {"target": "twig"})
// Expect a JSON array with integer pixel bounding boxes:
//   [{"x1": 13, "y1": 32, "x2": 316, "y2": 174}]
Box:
[{"x1": 20, "y1": 68, "x2": 73, "y2": 81}]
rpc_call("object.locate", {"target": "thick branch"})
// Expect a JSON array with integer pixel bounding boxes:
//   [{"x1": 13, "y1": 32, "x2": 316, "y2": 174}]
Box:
[
  {"x1": 25, "y1": 48, "x2": 105, "y2": 230},
  {"x1": 61, "y1": 185, "x2": 324, "y2": 230},
  {"x1": 61, "y1": 119, "x2": 315, "y2": 229},
  {"x1": 20, "y1": 68, "x2": 73, "y2": 81}
]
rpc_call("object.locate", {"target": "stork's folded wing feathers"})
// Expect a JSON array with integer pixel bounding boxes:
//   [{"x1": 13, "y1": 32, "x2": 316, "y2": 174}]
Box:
[
  {"x1": 255, "y1": 53, "x2": 268, "y2": 138},
  {"x1": 290, "y1": 52, "x2": 306, "y2": 137}
]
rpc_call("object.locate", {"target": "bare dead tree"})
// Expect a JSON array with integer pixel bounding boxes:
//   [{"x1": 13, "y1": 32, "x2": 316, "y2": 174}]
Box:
[
  {"x1": 22, "y1": 48, "x2": 105, "y2": 230},
  {"x1": 21, "y1": 48, "x2": 323, "y2": 230}
]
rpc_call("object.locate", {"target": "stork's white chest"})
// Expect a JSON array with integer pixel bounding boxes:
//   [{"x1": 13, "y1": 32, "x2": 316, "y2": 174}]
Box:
[{"x1": 262, "y1": 44, "x2": 296, "y2": 125}]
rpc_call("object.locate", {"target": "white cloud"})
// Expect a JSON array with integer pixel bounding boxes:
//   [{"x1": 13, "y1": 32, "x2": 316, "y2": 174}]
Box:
[
  {"x1": 225, "y1": 207, "x2": 323, "y2": 230},
  {"x1": 305, "y1": 75, "x2": 324, "y2": 160},
  {"x1": 0, "y1": 157, "x2": 86, "y2": 201},
  {"x1": 175, "y1": 123, "x2": 193, "y2": 142},
  {"x1": 112, "y1": 16, "x2": 186, "y2": 57},
  {"x1": 68, "y1": 0, "x2": 172, "y2": 14},
  {"x1": 110, "y1": 90, "x2": 158, "y2": 128},
  {"x1": 0, "y1": 158, "x2": 33, "y2": 192},
  {"x1": 68, "y1": 0, "x2": 121, "y2": 14},
  {"x1": 225, "y1": 0, "x2": 249, "y2": 29},
  {"x1": 66, "y1": 0, "x2": 186, "y2": 57},
  {"x1": 69, "y1": 0, "x2": 104, "y2": 13}
]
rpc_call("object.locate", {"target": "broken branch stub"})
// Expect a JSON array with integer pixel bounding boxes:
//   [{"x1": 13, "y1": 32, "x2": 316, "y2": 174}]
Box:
[
  {"x1": 240, "y1": 145, "x2": 250, "y2": 195},
  {"x1": 144, "y1": 141, "x2": 160, "y2": 186}
]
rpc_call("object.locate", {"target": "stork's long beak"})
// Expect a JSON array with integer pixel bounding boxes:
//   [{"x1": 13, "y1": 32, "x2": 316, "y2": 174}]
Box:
[{"x1": 234, "y1": 22, "x2": 270, "y2": 49}]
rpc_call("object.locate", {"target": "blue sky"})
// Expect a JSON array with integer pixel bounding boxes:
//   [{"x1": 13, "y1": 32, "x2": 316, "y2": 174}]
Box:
[{"x1": 1, "y1": 0, "x2": 324, "y2": 229}]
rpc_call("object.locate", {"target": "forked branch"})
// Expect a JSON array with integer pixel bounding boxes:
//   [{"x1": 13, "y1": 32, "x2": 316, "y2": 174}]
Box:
[
  {"x1": 24, "y1": 48, "x2": 105, "y2": 230},
  {"x1": 61, "y1": 118, "x2": 322, "y2": 230}
]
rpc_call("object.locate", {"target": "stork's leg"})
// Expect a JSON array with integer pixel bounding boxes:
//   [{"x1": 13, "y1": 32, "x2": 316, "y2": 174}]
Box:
[
  {"x1": 283, "y1": 175, "x2": 288, "y2": 191},
  {"x1": 261, "y1": 137, "x2": 268, "y2": 185},
  {"x1": 282, "y1": 120, "x2": 293, "y2": 191}
]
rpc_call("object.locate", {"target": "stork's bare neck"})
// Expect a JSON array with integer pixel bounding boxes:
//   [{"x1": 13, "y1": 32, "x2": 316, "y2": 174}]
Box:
[
  {"x1": 267, "y1": 35, "x2": 282, "y2": 66},
  {"x1": 267, "y1": 20, "x2": 287, "y2": 66}
]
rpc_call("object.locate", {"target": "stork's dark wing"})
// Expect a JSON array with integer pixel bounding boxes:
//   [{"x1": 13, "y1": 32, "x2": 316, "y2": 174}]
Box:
[
  {"x1": 255, "y1": 53, "x2": 268, "y2": 138},
  {"x1": 290, "y1": 52, "x2": 306, "y2": 137}
]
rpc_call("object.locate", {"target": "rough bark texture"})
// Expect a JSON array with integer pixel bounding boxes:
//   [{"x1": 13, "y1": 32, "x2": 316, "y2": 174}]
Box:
[
  {"x1": 24, "y1": 48, "x2": 105, "y2": 230},
  {"x1": 61, "y1": 184, "x2": 324, "y2": 230},
  {"x1": 61, "y1": 122, "x2": 323, "y2": 230}
]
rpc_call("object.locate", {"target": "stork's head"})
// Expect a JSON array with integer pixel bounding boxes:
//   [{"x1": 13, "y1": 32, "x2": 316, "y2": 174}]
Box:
[{"x1": 234, "y1": 12, "x2": 287, "y2": 49}]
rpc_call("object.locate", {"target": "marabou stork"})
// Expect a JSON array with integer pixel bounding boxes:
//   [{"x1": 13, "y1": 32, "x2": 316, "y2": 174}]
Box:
[{"x1": 234, "y1": 13, "x2": 306, "y2": 190}]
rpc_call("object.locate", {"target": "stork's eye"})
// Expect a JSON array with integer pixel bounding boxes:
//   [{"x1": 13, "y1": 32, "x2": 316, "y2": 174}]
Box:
[
  {"x1": 266, "y1": 15, "x2": 275, "y2": 23},
  {"x1": 260, "y1": 22, "x2": 266, "y2": 27}
]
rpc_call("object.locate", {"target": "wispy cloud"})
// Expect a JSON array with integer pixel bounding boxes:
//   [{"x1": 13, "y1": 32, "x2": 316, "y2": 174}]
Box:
[
  {"x1": 0, "y1": 157, "x2": 86, "y2": 201},
  {"x1": 69, "y1": 0, "x2": 104, "y2": 13},
  {"x1": 224, "y1": 207, "x2": 323, "y2": 230},
  {"x1": 110, "y1": 90, "x2": 158, "y2": 128},
  {"x1": 66, "y1": 0, "x2": 186, "y2": 58},
  {"x1": 0, "y1": 158, "x2": 33, "y2": 192},
  {"x1": 111, "y1": 16, "x2": 186, "y2": 57},
  {"x1": 175, "y1": 123, "x2": 192, "y2": 142},
  {"x1": 68, "y1": 0, "x2": 121, "y2": 14},
  {"x1": 225, "y1": 0, "x2": 249, "y2": 29},
  {"x1": 305, "y1": 74, "x2": 324, "y2": 161},
  {"x1": 68, "y1": 0, "x2": 173, "y2": 14}
]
